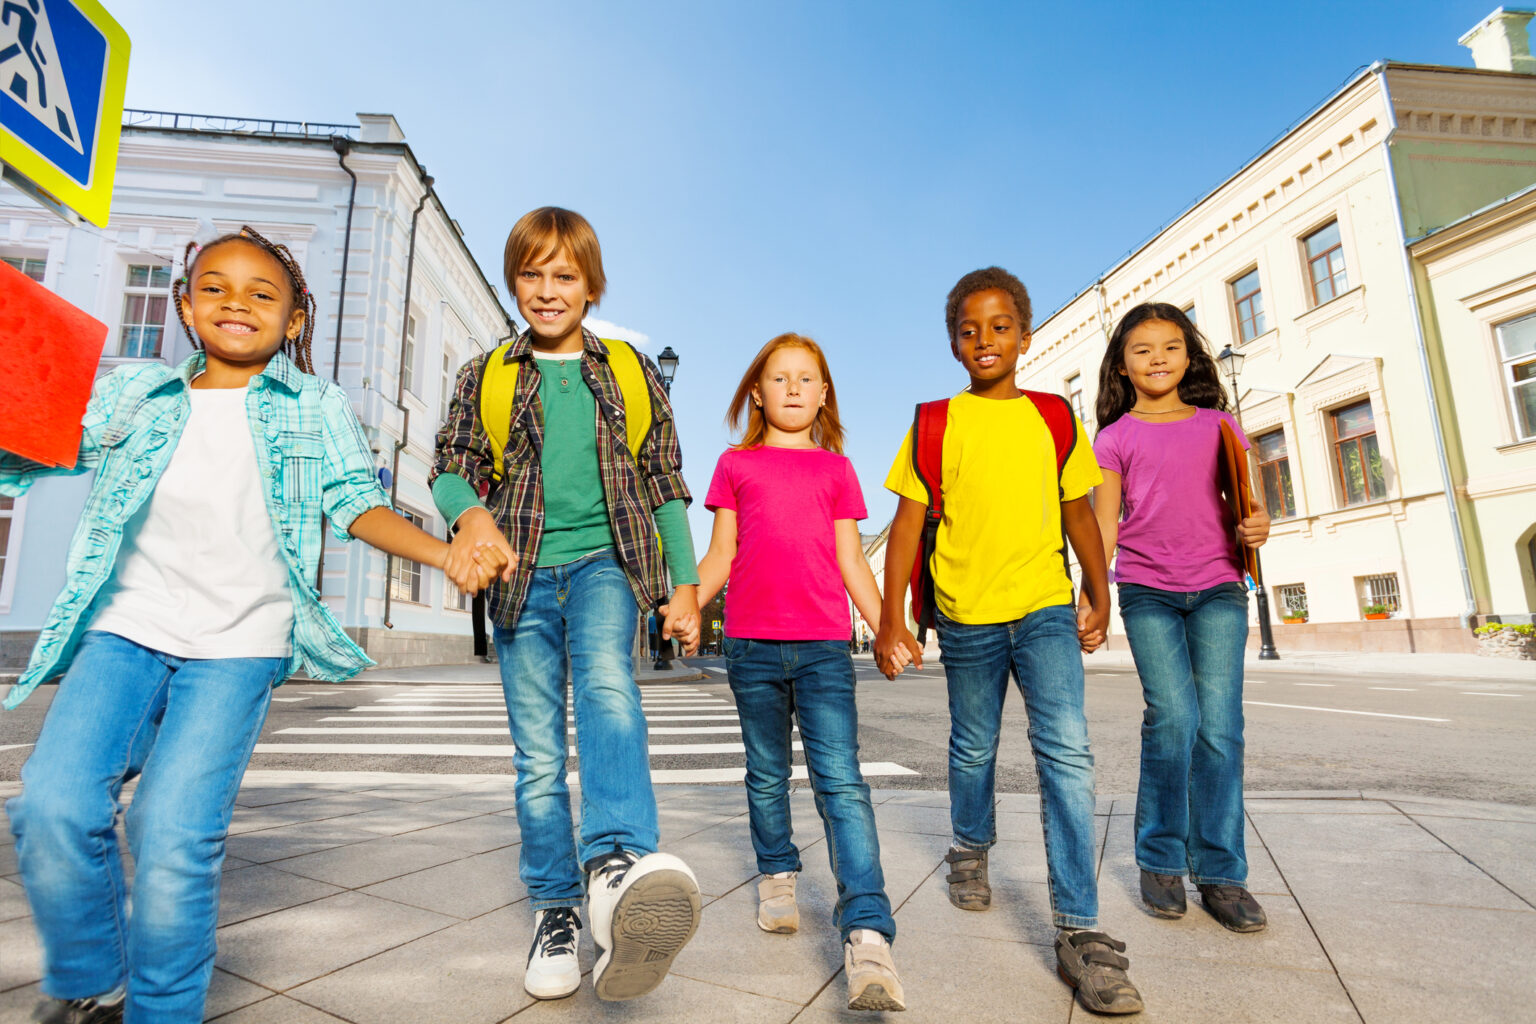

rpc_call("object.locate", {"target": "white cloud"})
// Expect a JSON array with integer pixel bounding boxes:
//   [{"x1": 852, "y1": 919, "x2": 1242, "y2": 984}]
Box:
[{"x1": 583, "y1": 317, "x2": 651, "y2": 349}]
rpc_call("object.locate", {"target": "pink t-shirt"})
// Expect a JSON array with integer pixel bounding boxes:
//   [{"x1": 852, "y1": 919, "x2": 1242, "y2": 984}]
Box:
[
  {"x1": 704, "y1": 445, "x2": 867, "y2": 640},
  {"x1": 1093, "y1": 408, "x2": 1250, "y2": 592}
]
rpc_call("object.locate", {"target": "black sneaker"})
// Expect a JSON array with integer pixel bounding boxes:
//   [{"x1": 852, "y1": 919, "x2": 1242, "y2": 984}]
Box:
[
  {"x1": 1139, "y1": 869, "x2": 1186, "y2": 918},
  {"x1": 1197, "y1": 884, "x2": 1267, "y2": 933},
  {"x1": 32, "y1": 995, "x2": 124, "y2": 1024},
  {"x1": 1054, "y1": 929, "x2": 1144, "y2": 1015}
]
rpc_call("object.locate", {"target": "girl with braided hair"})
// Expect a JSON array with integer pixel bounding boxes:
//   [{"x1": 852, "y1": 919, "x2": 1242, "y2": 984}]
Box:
[{"x1": 2, "y1": 227, "x2": 507, "y2": 1024}]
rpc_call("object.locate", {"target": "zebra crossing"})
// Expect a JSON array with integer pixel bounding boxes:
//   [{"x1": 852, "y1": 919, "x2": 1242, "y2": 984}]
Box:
[{"x1": 253, "y1": 682, "x2": 919, "y2": 785}]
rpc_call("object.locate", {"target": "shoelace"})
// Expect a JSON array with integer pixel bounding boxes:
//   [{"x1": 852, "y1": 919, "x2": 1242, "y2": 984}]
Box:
[
  {"x1": 593, "y1": 852, "x2": 635, "y2": 890},
  {"x1": 535, "y1": 907, "x2": 580, "y2": 957}
]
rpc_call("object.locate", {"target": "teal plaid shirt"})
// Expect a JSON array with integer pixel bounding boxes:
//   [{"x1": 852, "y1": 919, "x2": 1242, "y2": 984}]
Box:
[{"x1": 0, "y1": 352, "x2": 390, "y2": 709}]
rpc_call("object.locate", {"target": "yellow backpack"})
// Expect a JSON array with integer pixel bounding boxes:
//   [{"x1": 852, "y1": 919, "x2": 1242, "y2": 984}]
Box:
[{"x1": 478, "y1": 338, "x2": 651, "y2": 482}]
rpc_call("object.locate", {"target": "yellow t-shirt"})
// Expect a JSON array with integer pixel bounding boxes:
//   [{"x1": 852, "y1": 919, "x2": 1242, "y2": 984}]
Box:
[{"x1": 884, "y1": 391, "x2": 1102, "y2": 625}]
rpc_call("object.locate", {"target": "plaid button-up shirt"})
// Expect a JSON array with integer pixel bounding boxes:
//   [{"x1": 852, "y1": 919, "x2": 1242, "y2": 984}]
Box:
[
  {"x1": 0, "y1": 352, "x2": 390, "y2": 708},
  {"x1": 430, "y1": 328, "x2": 690, "y2": 631}
]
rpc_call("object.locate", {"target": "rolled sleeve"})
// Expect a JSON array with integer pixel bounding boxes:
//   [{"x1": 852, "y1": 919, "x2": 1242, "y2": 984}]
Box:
[
  {"x1": 319, "y1": 386, "x2": 390, "y2": 539},
  {"x1": 1, "y1": 367, "x2": 127, "y2": 494},
  {"x1": 431, "y1": 355, "x2": 495, "y2": 491}
]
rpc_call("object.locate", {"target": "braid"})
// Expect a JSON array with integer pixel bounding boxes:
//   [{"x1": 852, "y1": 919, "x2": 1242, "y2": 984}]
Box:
[{"x1": 176, "y1": 226, "x2": 318, "y2": 374}]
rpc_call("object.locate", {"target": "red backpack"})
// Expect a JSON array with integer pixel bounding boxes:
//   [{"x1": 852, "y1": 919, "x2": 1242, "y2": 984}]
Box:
[{"x1": 908, "y1": 392, "x2": 1079, "y2": 643}]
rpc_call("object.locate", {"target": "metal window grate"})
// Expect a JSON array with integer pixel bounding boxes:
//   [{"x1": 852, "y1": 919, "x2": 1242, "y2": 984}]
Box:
[
  {"x1": 1274, "y1": 583, "x2": 1307, "y2": 620},
  {"x1": 1362, "y1": 573, "x2": 1400, "y2": 614}
]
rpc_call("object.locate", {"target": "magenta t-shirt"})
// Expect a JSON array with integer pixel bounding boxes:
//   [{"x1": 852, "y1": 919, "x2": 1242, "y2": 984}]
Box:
[
  {"x1": 1093, "y1": 408, "x2": 1250, "y2": 592},
  {"x1": 704, "y1": 445, "x2": 867, "y2": 640}
]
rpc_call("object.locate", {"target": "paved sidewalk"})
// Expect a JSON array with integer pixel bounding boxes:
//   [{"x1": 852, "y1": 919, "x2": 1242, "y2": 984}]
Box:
[{"x1": 2, "y1": 776, "x2": 1531, "y2": 1023}]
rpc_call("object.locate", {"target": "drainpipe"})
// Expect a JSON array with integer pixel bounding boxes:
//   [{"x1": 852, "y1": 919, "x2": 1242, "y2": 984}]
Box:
[
  {"x1": 1372, "y1": 61, "x2": 1478, "y2": 627},
  {"x1": 315, "y1": 136, "x2": 359, "y2": 596},
  {"x1": 382, "y1": 174, "x2": 435, "y2": 629}
]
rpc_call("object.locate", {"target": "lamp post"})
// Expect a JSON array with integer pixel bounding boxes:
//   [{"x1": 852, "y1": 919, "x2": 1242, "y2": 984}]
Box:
[
  {"x1": 1217, "y1": 345, "x2": 1280, "y2": 661},
  {"x1": 654, "y1": 345, "x2": 680, "y2": 669}
]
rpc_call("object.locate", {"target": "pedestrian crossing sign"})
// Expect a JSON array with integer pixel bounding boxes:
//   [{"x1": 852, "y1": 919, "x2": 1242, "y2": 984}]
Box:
[{"x1": 0, "y1": 0, "x2": 129, "y2": 227}]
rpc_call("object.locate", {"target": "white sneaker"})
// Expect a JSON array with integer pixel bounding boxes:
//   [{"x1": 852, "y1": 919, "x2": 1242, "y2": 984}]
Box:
[
  {"x1": 523, "y1": 907, "x2": 582, "y2": 1000},
  {"x1": 845, "y1": 928, "x2": 906, "y2": 1012},
  {"x1": 586, "y1": 850, "x2": 702, "y2": 1001},
  {"x1": 757, "y1": 871, "x2": 799, "y2": 933}
]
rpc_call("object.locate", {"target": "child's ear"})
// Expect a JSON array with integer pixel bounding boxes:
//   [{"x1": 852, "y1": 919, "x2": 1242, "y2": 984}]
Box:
[
  {"x1": 286, "y1": 307, "x2": 306, "y2": 342},
  {"x1": 1019, "y1": 329, "x2": 1033, "y2": 356},
  {"x1": 751, "y1": 382, "x2": 762, "y2": 408},
  {"x1": 176, "y1": 291, "x2": 193, "y2": 328}
]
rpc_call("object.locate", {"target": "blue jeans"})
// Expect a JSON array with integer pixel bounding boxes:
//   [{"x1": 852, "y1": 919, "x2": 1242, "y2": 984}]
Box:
[
  {"x1": 1118, "y1": 582, "x2": 1250, "y2": 886},
  {"x1": 7, "y1": 630, "x2": 282, "y2": 1024},
  {"x1": 936, "y1": 604, "x2": 1099, "y2": 928},
  {"x1": 723, "y1": 637, "x2": 896, "y2": 943},
  {"x1": 492, "y1": 549, "x2": 657, "y2": 910}
]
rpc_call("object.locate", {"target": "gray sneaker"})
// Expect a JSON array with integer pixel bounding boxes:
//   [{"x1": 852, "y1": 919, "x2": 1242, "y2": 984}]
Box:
[
  {"x1": 757, "y1": 871, "x2": 799, "y2": 933},
  {"x1": 845, "y1": 929, "x2": 906, "y2": 1012}
]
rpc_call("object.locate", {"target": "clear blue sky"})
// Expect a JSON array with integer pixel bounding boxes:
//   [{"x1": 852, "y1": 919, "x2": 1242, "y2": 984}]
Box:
[{"x1": 109, "y1": 0, "x2": 1494, "y2": 547}]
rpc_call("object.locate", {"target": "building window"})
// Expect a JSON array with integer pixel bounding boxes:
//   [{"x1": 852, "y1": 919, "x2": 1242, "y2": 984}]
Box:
[
  {"x1": 0, "y1": 496, "x2": 14, "y2": 596},
  {"x1": 1065, "y1": 373, "x2": 1085, "y2": 425},
  {"x1": 440, "y1": 348, "x2": 456, "y2": 424},
  {"x1": 1231, "y1": 267, "x2": 1266, "y2": 343},
  {"x1": 1274, "y1": 583, "x2": 1308, "y2": 622},
  {"x1": 1255, "y1": 429, "x2": 1296, "y2": 519},
  {"x1": 1182, "y1": 303, "x2": 1196, "y2": 325},
  {"x1": 402, "y1": 313, "x2": 418, "y2": 394},
  {"x1": 388, "y1": 507, "x2": 427, "y2": 603},
  {"x1": 1496, "y1": 312, "x2": 1536, "y2": 441},
  {"x1": 120, "y1": 264, "x2": 173, "y2": 358},
  {"x1": 1304, "y1": 221, "x2": 1348, "y2": 305},
  {"x1": 2, "y1": 255, "x2": 45, "y2": 282},
  {"x1": 1358, "y1": 573, "x2": 1401, "y2": 617},
  {"x1": 1331, "y1": 400, "x2": 1386, "y2": 505},
  {"x1": 441, "y1": 522, "x2": 473, "y2": 611}
]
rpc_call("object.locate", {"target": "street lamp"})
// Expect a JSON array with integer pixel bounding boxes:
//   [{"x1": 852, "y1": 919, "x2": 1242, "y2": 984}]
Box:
[
  {"x1": 656, "y1": 346, "x2": 679, "y2": 396},
  {"x1": 1217, "y1": 345, "x2": 1280, "y2": 661},
  {"x1": 654, "y1": 345, "x2": 680, "y2": 669}
]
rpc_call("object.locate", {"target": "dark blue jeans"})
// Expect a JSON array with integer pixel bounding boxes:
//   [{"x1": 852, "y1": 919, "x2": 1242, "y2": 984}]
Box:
[
  {"x1": 1117, "y1": 581, "x2": 1250, "y2": 886},
  {"x1": 935, "y1": 604, "x2": 1099, "y2": 928},
  {"x1": 723, "y1": 636, "x2": 895, "y2": 943}
]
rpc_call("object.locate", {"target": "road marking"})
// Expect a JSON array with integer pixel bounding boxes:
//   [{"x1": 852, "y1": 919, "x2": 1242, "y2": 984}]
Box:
[
  {"x1": 703, "y1": 668, "x2": 727, "y2": 676},
  {"x1": 1243, "y1": 700, "x2": 1449, "y2": 722},
  {"x1": 271, "y1": 697, "x2": 309, "y2": 703},
  {"x1": 295, "y1": 690, "x2": 342, "y2": 694},
  {"x1": 652, "y1": 762, "x2": 917, "y2": 784},
  {"x1": 1370, "y1": 687, "x2": 1415, "y2": 691},
  {"x1": 0, "y1": 743, "x2": 33, "y2": 753},
  {"x1": 1293, "y1": 683, "x2": 1334, "y2": 687},
  {"x1": 322, "y1": 713, "x2": 745, "y2": 723},
  {"x1": 1461, "y1": 692, "x2": 1521, "y2": 697},
  {"x1": 281, "y1": 725, "x2": 755, "y2": 737},
  {"x1": 253, "y1": 741, "x2": 801, "y2": 757}
]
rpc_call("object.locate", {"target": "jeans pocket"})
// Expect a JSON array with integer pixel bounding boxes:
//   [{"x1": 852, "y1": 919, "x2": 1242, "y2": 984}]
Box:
[{"x1": 723, "y1": 636, "x2": 746, "y2": 662}]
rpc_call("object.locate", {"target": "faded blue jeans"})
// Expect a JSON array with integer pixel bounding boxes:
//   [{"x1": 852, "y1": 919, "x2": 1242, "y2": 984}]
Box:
[
  {"x1": 7, "y1": 630, "x2": 283, "y2": 1024},
  {"x1": 493, "y1": 549, "x2": 658, "y2": 910},
  {"x1": 936, "y1": 604, "x2": 1099, "y2": 928},
  {"x1": 1118, "y1": 581, "x2": 1250, "y2": 887},
  {"x1": 723, "y1": 636, "x2": 895, "y2": 943}
]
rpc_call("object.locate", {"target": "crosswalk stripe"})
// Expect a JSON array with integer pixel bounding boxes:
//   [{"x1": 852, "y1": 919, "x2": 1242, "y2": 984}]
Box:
[
  {"x1": 324, "y1": 713, "x2": 745, "y2": 723},
  {"x1": 652, "y1": 762, "x2": 917, "y2": 784},
  {"x1": 279, "y1": 725, "x2": 758, "y2": 736},
  {"x1": 254, "y1": 741, "x2": 800, "y2": 757}
]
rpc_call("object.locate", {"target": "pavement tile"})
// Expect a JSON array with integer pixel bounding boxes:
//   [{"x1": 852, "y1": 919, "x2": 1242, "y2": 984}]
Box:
[
  {"x1": 1292, "y1": 845, "x2": 1526, "y2": 910},
  {"x1": 1, "y1": 913, "x2": 40, "y2": 990},
  {"x1": 0, "y1": 840, "x2": 17, "y2": 875},
  {"x1": 330, "y1": 799, "x2": 490, "y2": 836},
  {"x1": 396, "y1": 813, "x2": 520, "y2": 854},
  {"x1": 1404, "y1": 813, "x2": 1536, "y2": 906},
  {"x1": 0, "y1": 983, "x2": 45, "y2": 1021},
  {"x1": 215, "y1": 890, "x2": 457, "y2": 990},
  {"x1": 872, "y1": 801, "x2": 952, "y2": 838},
  {"x1": 657, "y1": 804, "x2": 744, "y2": 842},
  {"x1": 207, "y1": 994, "x2": 352, "y2": 1022},
  {"x1": 205, "y1": 967, "x2": 277, "y2": 1018},
  {"x1": 235, "y1": 783, "x2": 364, "y2": 809},
  {"x1": 0, "y1": 874, "x2": 29, "y2": 922},
  {"x1": 510, "y1": 968, "x2": 802, "y2": 1024},
  {"x1": 361, "y1": 846, "x2": 525, "y2": 919},
  {"x1": 871, "y1": 788, "x2": 951, "y2": 809},
  {"x1": 415, "y1": 789, "x2": 520, "y2": 817},
  {"x1": 1342, "y1": 969, "x2": 1529, "y2": 1024},
  {"x1": 1115, "y1": 954, "x2": 1357, "y2": 1023},
  {"x1": 1244, "y1": 797, "x2": 1398, "y2": 814},
  {"x1": 661, "y1": 817, "x2": 770, "y2": 898},
  {"x1": 286, "y1": 905, "x2": 535, "y2": 1024},
  {"x1": 217, "y1": 863, "x2": 345, "y2": 926},
  {"x1": 1248, "y1": 810, "x2": 1447, "y2": 858},
  {"x1": 1381, "y1": 796, "x2": 1536, "y2": 825},
  {"x1": 227, "y1": 793, "x2": 403, "y2": 836},
  {"x1": 895, "y1": 840, "x2": 1059, "y2": 946},
  {"x1": 224, "y1": 820, "x2": 382, "y2": 864},
  {"x1": 874, "y1": 830, "x2": 949, "y2": 907},
  {"x1": 275, "y1": 834, "x2": 472, "y2": 889}
]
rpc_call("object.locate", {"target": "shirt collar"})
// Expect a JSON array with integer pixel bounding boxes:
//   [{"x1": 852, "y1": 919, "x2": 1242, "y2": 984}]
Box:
[
  {"x1": 172, "y1": 349, "x2": 305, "y2": 393},
  {"x1": 503, "y1": 326, "x2": 609, "y2": 364}
]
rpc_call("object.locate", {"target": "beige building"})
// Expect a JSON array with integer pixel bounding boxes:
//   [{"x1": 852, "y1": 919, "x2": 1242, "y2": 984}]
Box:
[{"x1": 1015, "y1": 11, "x2": 1536, "y2": 654}]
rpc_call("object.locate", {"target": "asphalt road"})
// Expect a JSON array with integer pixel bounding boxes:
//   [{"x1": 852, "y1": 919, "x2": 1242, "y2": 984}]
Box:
[{"x1": 2, "y1": 655, "x2": 1533, "y2": 805}]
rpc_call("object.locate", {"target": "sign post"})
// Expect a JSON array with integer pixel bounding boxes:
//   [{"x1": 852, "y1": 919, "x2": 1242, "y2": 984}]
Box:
[{"x1": 0, "y1": 0, "x2": 129, "y2": 226}]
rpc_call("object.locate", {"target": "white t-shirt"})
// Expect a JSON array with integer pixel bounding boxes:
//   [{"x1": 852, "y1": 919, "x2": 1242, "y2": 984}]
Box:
[{"x1": 89, "y1": 384, "x2": 294, "y2": 658}]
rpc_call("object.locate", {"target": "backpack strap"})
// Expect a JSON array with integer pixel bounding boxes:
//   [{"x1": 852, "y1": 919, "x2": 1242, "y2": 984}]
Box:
[
  {"x1": 908, "y1": 399, "x2": 949, "y2": 645},
  {"x1": 478, "y1": 338, "x2": 651, "y2": 483},
  {"x1": 1022, "y1": 390, "x2": 1078, "y2": 495}
]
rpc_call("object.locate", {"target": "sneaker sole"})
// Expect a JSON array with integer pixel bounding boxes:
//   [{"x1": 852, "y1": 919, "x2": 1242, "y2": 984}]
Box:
[
  {"x1": 1056, "y1": 964, "x2": 1145, "y2": 1016},
  {"x1": 757, "y1": 909, "x2": 799, "y2": 934},
  {"x1": 524, "y1": 973, "x2": 581, "y2": 1001},
  {"x1": 848, "y1": 982, "x2": 906, "y2": 1012},
  {"x1": 593, "y1": 868, "x2": 701, "y2": 1001},
  {"x1": 947, "y1": 890, "x2": 992, "y2": 911},
  {"x1": 1141, "y1": 896, "x2": 1186, "y2": 919}
]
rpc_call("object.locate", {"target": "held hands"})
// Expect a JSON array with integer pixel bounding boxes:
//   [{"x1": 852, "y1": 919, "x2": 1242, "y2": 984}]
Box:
[
  {"x1": 443, "y1": 508, "x2": 517, "y2": 597},
  {"x1": 661, "y1": 586, "x2": 701, "y2": 656},
  {"x1": 1076, "y1": 590, "x2": 1108, "y2": 654},
  {"x1": 874, "y1": 623, "x2": 922, "y2": 681},
  {"x1": 1237, "y1": 507, "x2": 1271, "y2": 549}
]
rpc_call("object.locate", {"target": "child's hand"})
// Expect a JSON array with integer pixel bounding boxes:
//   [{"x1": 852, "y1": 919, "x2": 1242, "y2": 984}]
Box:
[
  {"x1": 1076, "y1": 591, "x2": 1109, "y2": 655},
  {"x1": 445, "y1": 508, "x2": 516, "y2": 592},
  {"x1": 662, "y1": 586, "x2": 701, "y2": 656},
  {"x1": 1238, "y1": 507, "x2": 1271, "y2": 548},
  {"x1": 874, "y1": 624, "x2": 922, "y2": 680}
]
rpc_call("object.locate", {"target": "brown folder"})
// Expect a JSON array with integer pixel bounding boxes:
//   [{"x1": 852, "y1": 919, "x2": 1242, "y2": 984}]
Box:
[{"x1": 1218, "y1": 419, "x2": 1258, "y2": 580}]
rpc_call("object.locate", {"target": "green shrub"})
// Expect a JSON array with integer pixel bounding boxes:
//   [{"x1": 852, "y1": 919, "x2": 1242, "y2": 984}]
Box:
[
  {"x1": 1362, "y1": 603, "x2": 1389, "y2": 615},
  {"x1": 1474, "y1": 622, "x2": 1535, "y2": 638}
]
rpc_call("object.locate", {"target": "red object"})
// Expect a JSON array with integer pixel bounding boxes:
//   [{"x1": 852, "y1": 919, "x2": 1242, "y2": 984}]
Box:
[
  {"x1": 1217, "y1": 419, "x2": 1259, "y2": 580},
  {"x1": 907, "y1": 391, "x2": 1079, "y2": 643},
  {"x1": 0, "y1": 261, "x2": 108, "y2": 468}
]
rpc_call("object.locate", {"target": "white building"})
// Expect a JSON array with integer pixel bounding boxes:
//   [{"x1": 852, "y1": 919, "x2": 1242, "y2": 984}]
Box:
[
  {"x1": 1, "y1": 109, "x2": 516, "y2": 670},
  {"x1": 1015, "y1": 13, "x2": 1536, "y2": 653}
]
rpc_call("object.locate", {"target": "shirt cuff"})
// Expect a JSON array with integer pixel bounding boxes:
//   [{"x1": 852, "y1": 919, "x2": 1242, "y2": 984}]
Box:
[
  {"x1": 653, "y1": 499, "x2": 700, "y2": 586},
  {"x1": 432, "y1": 472, "x2": 487, "y2": 531}
]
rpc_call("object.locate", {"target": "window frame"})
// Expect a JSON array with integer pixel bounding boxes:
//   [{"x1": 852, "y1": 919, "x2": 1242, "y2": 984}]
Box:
[
  {"x1": 2, "y1": 254, "x2": 46, "y2": 282},
  {"x1": 388, "y1": 507, "x2": 428, "y2": 604},
  {"x1": 1230, "y1": 266, "x2": 1267, "y2": 344},
  {"x1": 0, "y1": 494, "x2": 24, "y2": 613},
  {"x1": 1064, "y1": 372, "x2": 1085, "y2": 426},
  {"x1": 1303, "y1": 220, "x2": 1349, "y2": 307},
  {"x1": 118, "y1": 262, "x2": 174, "y2": 359},
  {"x1": 402, "y1": 311, "x2": 419, "y2": 395},
  {"x1": 1330, "y1": 399, "x2": 1387, "y2": 506},
  {"x1": 1253, "y1": 428, "x2": 1297, "y2": 520},
  {"x1": 1495, "y1": 311, "x2": 1536, "y2": 443}
]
